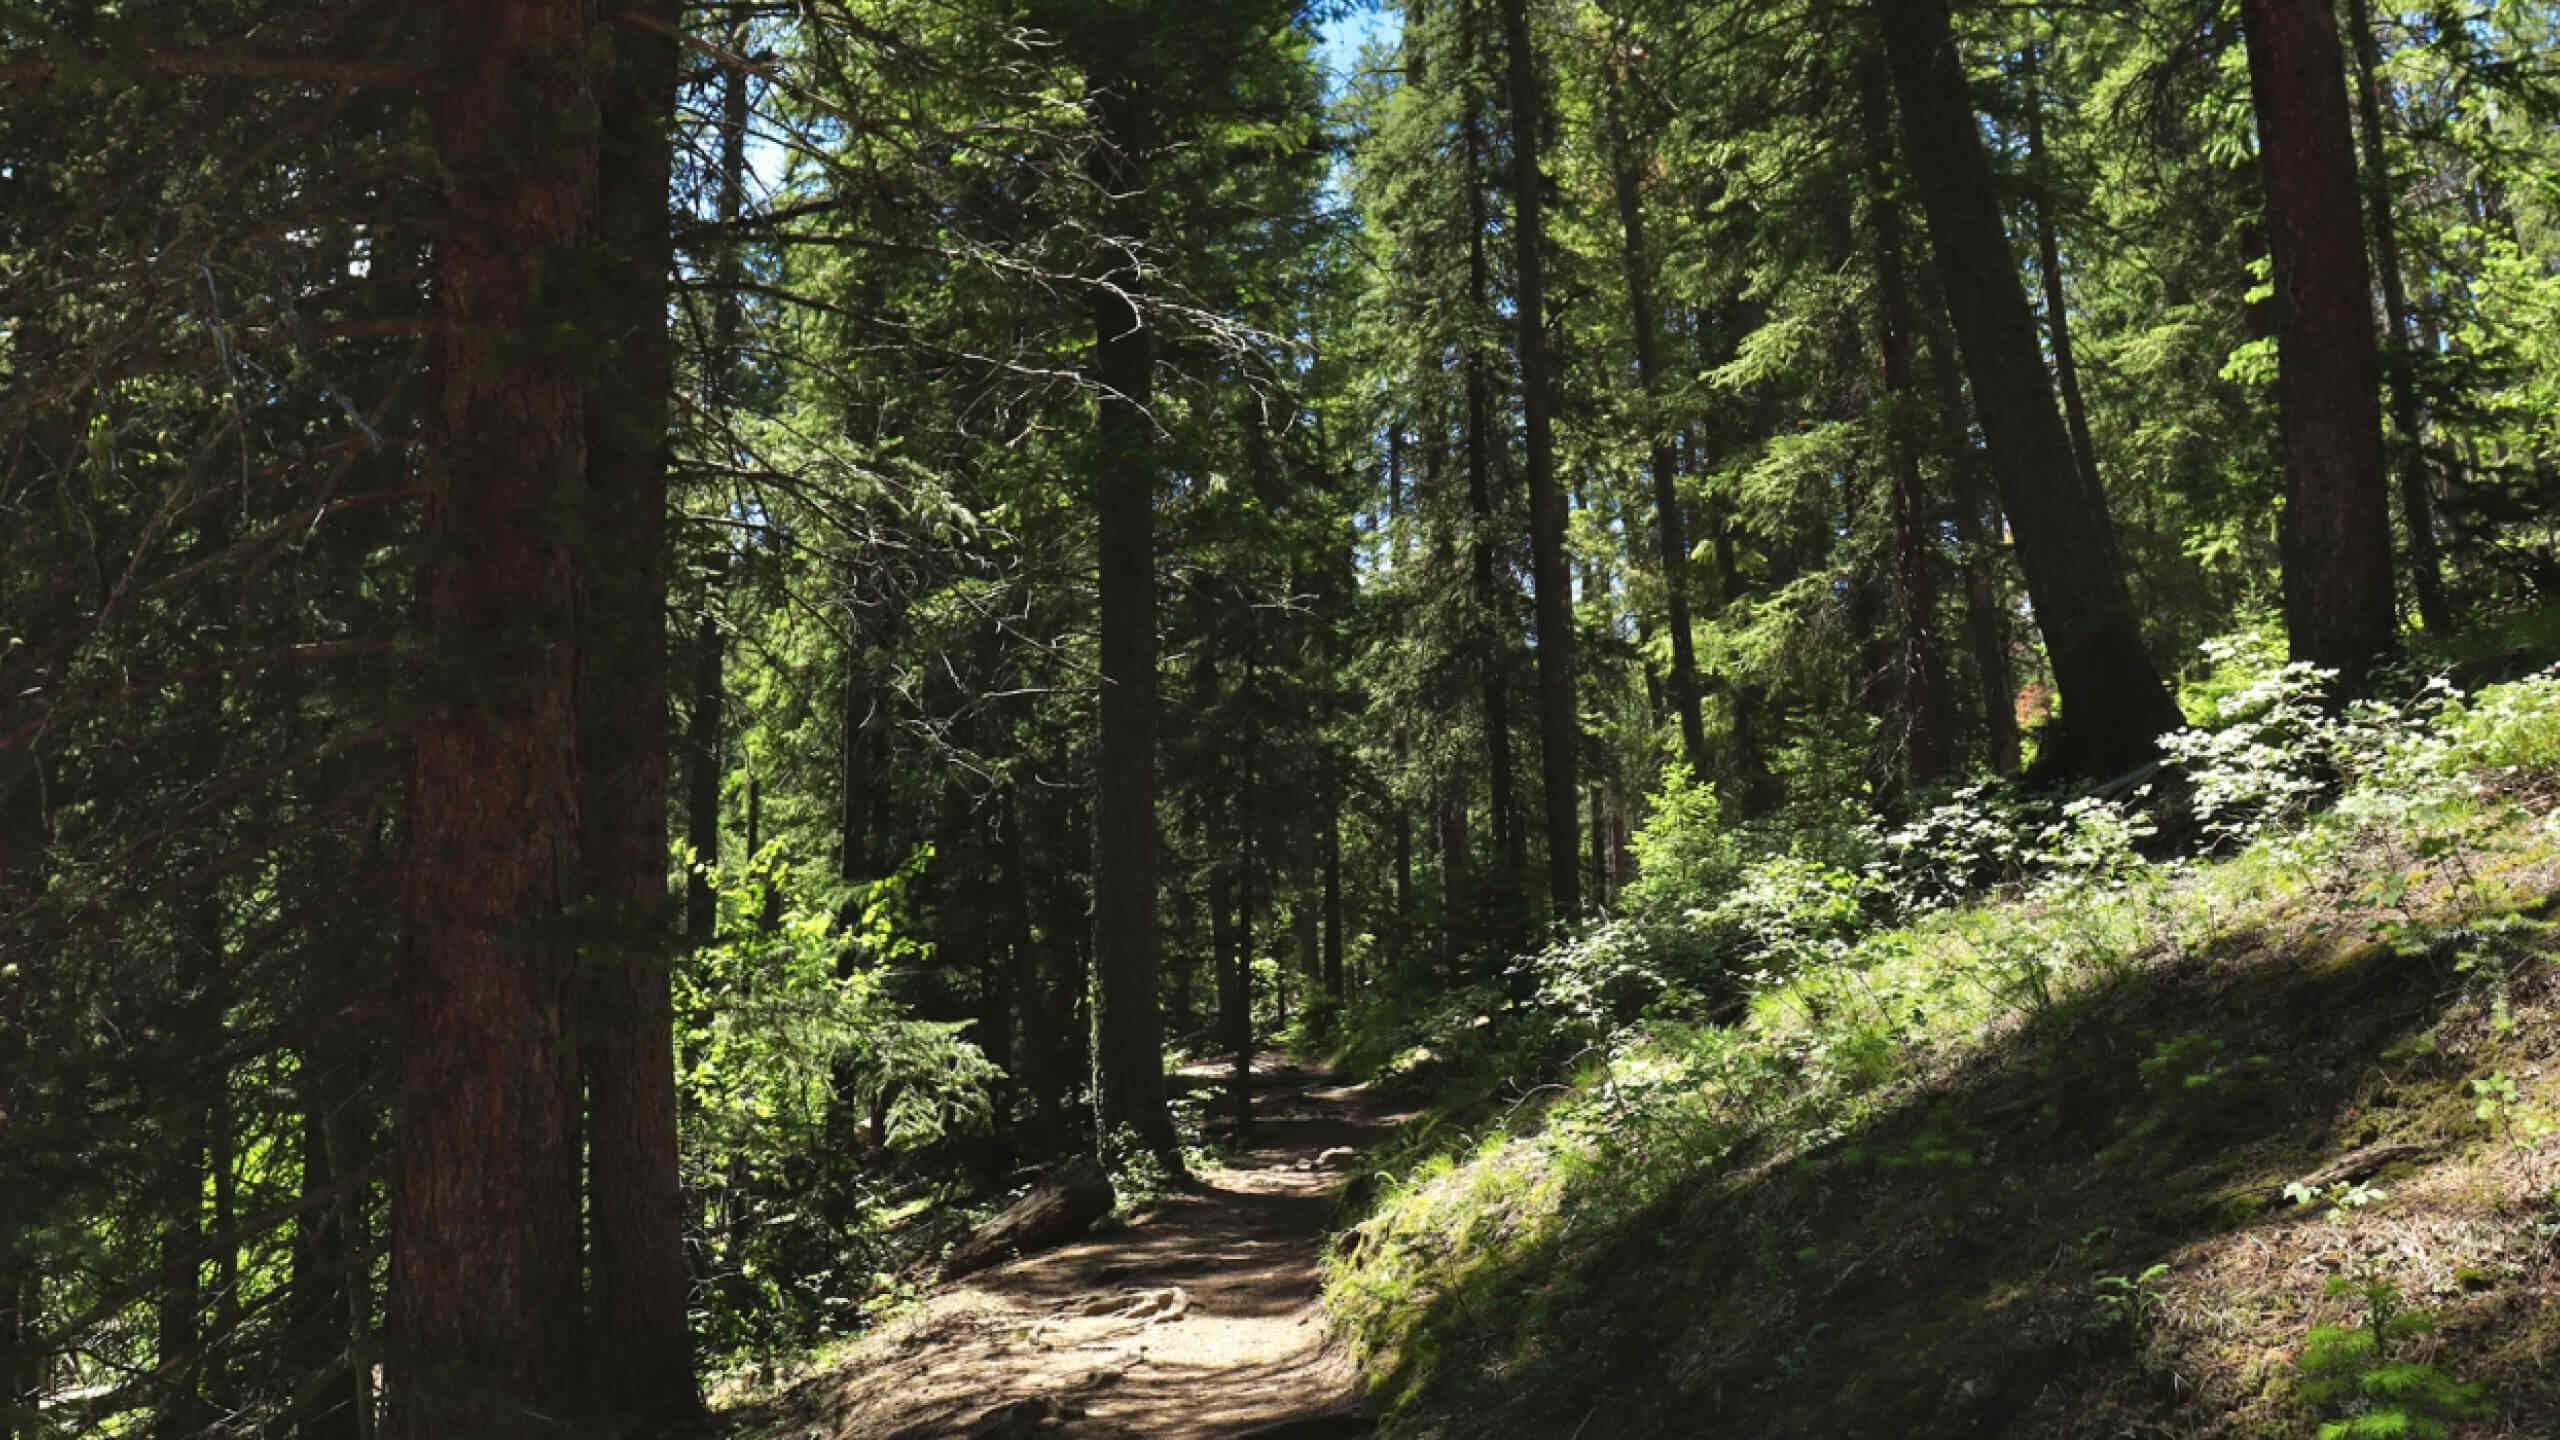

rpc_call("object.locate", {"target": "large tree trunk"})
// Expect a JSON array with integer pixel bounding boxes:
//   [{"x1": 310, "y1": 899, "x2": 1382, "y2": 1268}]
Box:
[
  {"x1": 1502, "y1": 0, "x2": 1579, "y2": 921},
  {"x1": 581, "y1": 5, "x2": 697, "y2": 1425},
  {"x1": 391, "y1": 0, "x2": 596, "y2": 1431},
  {"x1": 2344, "y1": 0, "x2": 2450, "y2": 635},
  {"x1": 1862, "y1": 54, "x2": 1951, "y2": 783},
  {"x1": 1877, "y1": 0, "x2": 2184, "y2": 779},
  {"x1": 2242, "y1": 0, "x2": 2398, "y2": 694},
  {"x1": 1603, "y1": 57, "x2": 1709, "y2": 780},
  {"x1": 1085, "y1": 74, "x2": 1179, "y2": 1164}
]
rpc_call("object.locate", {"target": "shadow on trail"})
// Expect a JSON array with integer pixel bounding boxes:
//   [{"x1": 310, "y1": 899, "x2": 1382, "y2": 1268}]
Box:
[{"x1": 744, "y1": 1052, "x2": 1398, "y2": 1439}]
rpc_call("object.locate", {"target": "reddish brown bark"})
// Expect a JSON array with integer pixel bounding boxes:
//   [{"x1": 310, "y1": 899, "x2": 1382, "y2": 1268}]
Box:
[
  {"x1": 390, "y1": 1, "x2": 596, "y2": 1433},
  {"x1": 2241, "y1": 0, "x2": 2398, "y2": 694}
]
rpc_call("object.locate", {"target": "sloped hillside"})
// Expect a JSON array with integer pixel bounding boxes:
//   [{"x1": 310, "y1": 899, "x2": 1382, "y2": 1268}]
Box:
[{"x1": 1324, "y1": 666, "x2": 2560, "y2": 1438}]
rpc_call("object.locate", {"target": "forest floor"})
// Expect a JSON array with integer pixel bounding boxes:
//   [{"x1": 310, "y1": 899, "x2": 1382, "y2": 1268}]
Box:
[{"x1": 740, "y1": 1054, "x2": 1400, "y2": 1439}]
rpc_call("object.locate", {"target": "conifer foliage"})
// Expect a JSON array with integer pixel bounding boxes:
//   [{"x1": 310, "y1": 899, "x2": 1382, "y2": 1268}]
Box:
[{"x1": 6, "y1": 0, "x2": 2560, "y2": 1431}]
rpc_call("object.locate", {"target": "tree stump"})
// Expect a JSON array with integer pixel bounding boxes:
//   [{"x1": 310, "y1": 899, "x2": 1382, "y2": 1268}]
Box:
[{"x1": 942, "y1": 1157, "x2": 1116, "y2": 1278}]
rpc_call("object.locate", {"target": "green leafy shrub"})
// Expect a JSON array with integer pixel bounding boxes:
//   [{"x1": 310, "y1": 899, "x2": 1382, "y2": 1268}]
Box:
[
  {"x1": 1618, "y1": 764, "x2": 1743, "y2": 920},
  {"x1": 1882, "y1": 781, "x2": 2042, "y2": 907},
  {"x1": 2157, "y1": 650, "x2": 2346, "y2": 848},
  {"x1": 678, "y1": 849, "x2": 999, "y2": 1360},
  {"x1": 2442, "y1": 666, "x2": 2560, "y2": 780}
]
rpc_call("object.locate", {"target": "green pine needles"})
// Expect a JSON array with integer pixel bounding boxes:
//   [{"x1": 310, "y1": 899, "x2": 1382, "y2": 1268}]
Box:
[{"x1": 2295, "y1": 1275, "x2": 2492, "y2": 1439}]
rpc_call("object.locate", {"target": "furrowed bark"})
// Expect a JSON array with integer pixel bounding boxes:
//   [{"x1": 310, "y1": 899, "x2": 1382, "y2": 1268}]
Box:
[
  {"x1": 390, "y1": 1, "x2": 595, "y2": 1431},
  {"x1": 2242, "y1": 0, "x2": 2398, "y2": 694}
]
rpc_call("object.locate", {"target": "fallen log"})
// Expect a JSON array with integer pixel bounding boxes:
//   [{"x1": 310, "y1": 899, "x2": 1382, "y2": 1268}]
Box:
[{"x1": 942, "y1": 1156, "x2": 1116, "y2": 1278}]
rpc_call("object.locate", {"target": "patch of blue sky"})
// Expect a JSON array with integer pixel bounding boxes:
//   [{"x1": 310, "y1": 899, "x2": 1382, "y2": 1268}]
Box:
[{"x1": 1315, "y1": 4, "x2": 1402, "y2": 98}]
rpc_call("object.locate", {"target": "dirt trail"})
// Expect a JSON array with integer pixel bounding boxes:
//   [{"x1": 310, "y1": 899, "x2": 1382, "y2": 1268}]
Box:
[{"x1": 751, "y1": 1054, "x2": 1399, "y2": 1439}]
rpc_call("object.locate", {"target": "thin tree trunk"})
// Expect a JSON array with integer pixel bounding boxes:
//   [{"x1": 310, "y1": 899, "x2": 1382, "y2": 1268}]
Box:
[
  {"x1": 2344, "y1": 0, "x2": 2451, "y2": 634},
  {"x1": 2241, "y1": 0, "x2": 2399, "y2": 694},
  {"x1": 1460, "y1": 92, "x2": 1520, "y2": 946},
  {"x1": 295, "y1": 733, "x2": 382, "y2": 1440},
  {"x1": 1863, "y1": 53, "x2": 1951, "y2": 782},
  {"x1": 1209, "y1": 846, "x2": 1247, "y2": 1138},
  {"x1": 2021, "y1": 39, "x2": 2104, "y2": 503},
  {"x1": 1914, "y1": 271, "x2": 2022, "y2": 774},
  {"x1": 997, "y1": 792, "x2": 1058, "y2": 1149},
  {"x1": 208, "y1": 1074, "x2": 239, "y2": 1404},
  {"x1": 291, "y1": 1028, "x2": 367, "y2": 1440},
  {"x1": 1322, "y1": 761, "x2": 1344, "y2": 1002},
  {"x1": 1234, "y1": 633, "x2": 1261, "y2": 1136},
  {"x1": 1689, "y1": 418, "x2": 1783, "y2": 815},
  {"x1": 158, "y1": 523, "x2": 227, "y2": 1437},
  {"x1": 1587, "y1": 784, "x2": 1607, "y2": 909},
  {"x1": 1291, "y1": 811, "x2": 1318, "y2": 1012},
  {"x1": 1878, "y1": 0, "x2": 2184, "y2": 779},
  {"x1": 683, "y1": 576, "x2": 725, "y2": 945},
  {"x1": 1035, "y1": 792, "x2": 1092, "y2": 1141},
  {"x1": 838, "y1": 641, "x2": 866, "y2": 880},
  {"x1": 391, "y1": 0, "x2": 594, "y2": 1430},
  {"x1": 1603, "y1": 63, "x2": 1709, "y2": 778},
  {"x1": 155, "y1": 1071, "x2": 205, "y2": 1439},
  {"x1": 1502, "y1": 0, "x2": 1579, "y2": 921},
  {"x1": 1436, "y1": 776, "x2": 1467, "y2": 981},
  {"x1": 685, "y1": 49, "x2": 746, "y2": 949},
  {"x1": 1391, "y1": 729, "x2": 1412, "y2": 971},
  {"x1": 0, "y1": 621, "x2": 42, "y2": 1440}
]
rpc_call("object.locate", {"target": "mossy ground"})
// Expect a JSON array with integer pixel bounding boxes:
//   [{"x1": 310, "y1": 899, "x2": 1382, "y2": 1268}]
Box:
[{"x1": 1324, "y1": 807, "x2": 2560, "y2": 1437}]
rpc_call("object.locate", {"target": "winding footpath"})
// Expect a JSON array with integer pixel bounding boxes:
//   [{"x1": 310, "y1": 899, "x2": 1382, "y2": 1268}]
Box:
[{"x1": 749, "y1": 1055, "x2": 1400, "y2": 1439}]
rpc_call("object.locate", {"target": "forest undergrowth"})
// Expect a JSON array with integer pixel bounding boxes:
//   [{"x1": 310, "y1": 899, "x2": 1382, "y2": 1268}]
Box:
[{"x1": 1320, "y1": 635, "x2": 2560, "y2": 1438}]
